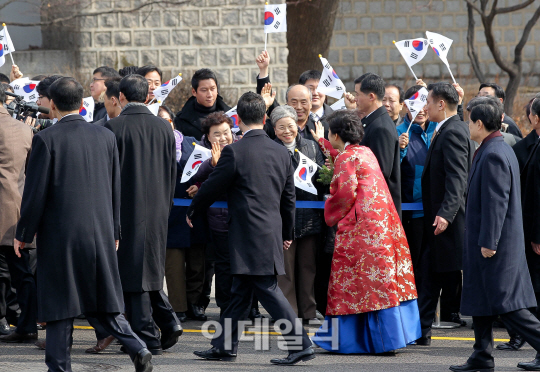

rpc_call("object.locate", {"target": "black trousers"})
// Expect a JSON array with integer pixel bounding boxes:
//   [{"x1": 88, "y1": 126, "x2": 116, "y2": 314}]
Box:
[
  {"x1": 470, "y1": 309, "x2": 540, "y2": 367},
  {"x1": 0, "y1": 248, "x2": 19, "y2": 320},
  {"x1": 506, "y1": 291, "x2": 540, "y2": 341},
  {"x1": 402, "y1": 215, "x2": 424, "y2": 276},
  {"x1": 0, "y1": 246, "x2": 37, "y2": 334},
  {"x1": 86, "y1": 315, "x2": 110, "y2": 340},
  {"x1": 211, "y1": 274, "x2": 312, "y2": 354},
  {"x1": 212, "y1": 230, "x2": 233, "y2": 312},
  {"x1": 45, "y1": 313, "x2": 145, "y2": 372},
  {"x1": 417, "y1": 267, "x2": 462, "y2": 339},
  {"x1": 123, "y1": 289, "x2": 179, "y2": 349}
]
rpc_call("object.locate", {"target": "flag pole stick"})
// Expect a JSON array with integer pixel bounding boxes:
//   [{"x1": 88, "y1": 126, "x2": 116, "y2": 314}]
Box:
[
  {"x1": 406, "y1": 120, "x2": 414, "y2": 135},
  {"x1": 407, "y1": 64, "x2": 418, "y2": 81},
  {"x1": 147, "y1": 97, "x2": 156, "y2": 105},
  {"x1": 447, "y1": 65, "x2": 457, "y2": 84},
  {"x1": 264, "y1": 33, "x2": 267, "y2": 51}
]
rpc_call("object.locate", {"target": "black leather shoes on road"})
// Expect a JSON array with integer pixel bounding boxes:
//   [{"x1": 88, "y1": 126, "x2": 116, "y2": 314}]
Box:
[
  {"x1": 270, "y1": 346, "x2": 315, "y2": 365},
  {"x1": 193, "y1": 347, "x2": 237, "y2": 361},
  {"x1": 442, "y1": 313, "x2": 467, "y2": 327},
  {"x1": 497, "y1": 334, "x2": 526, "y2": 350},
  {"x1": 248, "y1": 307, "x2": 266, "y2": 321},
  {"x1": 517, "y1": 357, "x2": 540, "y2": 371},
  {"x1": 187, "y1": 304, "x2": 207, "y2": 321},
  {"x1": 121, "y1": 345, "x2": 162, "y2": 355},
  {"x1": 0, "y1": 331, "x2": 38, "y2": 343},
  {"x1": 449, "y1": 362, "x2": 494, "y2": 372},
  {"x1": 176, "y1": 312, "x2": 187, "y2": 322},
  {"x1": 0, "y1": 318, "x2": 10, "y2": 335},
  {"x1": 414, "y1": 336, "x2": 431, "y2": 346},
  {"x1": 160, "y1": 324, "x2": 183, "y2": 350},
  {"x1": 134, "y1": 348, "x2": 153, "y2": 372}
]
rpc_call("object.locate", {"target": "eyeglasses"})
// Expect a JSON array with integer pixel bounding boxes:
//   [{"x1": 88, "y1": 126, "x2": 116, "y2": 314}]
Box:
[{"x1": 92, "y1": 77, "x2": 106, "y2": 83}]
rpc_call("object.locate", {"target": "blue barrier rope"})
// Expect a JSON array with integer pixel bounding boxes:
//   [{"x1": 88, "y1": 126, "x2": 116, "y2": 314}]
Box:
[{"x1": 173, "y1": 198, "x2": 423, "y2": 211}]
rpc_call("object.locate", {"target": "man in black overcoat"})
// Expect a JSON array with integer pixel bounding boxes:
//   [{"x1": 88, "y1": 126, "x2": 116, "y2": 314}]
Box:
[
  {"x1": 105, "y1": 74, "x2": 182, "y2": 354},
  {"x1": 417, "y1": 83, "x2": 474, "y2": 345},
  {"x1": 354, "y1": 73, "x2": 401, "y2": 217},
  {"x1": 450, "y1": 101, "x2": 540, "y2": 372},
  {"x1": 13, "y1": 77, "x2": 152, "y2": 372},
  {"x1": 187, "y1": 92, "x2": 314, "y2": 365}
]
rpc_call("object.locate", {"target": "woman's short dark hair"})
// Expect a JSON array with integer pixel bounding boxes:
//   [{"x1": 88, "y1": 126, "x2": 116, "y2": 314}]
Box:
[
  {"x1": 158, "y1": 105, "x2": 174, "y2": 120},
  {"x1": 470, "y1": 103, "x2": 502, "y2": 132},
  {"x1": 136, "y1": 65, "x2": 163, "y2": 81},
  {"x1": 201, "y1": 111, "x2": 233, "y2": 136},
  {"x1": 327, "y1": 110, "x2": 364, "y2": 144}
]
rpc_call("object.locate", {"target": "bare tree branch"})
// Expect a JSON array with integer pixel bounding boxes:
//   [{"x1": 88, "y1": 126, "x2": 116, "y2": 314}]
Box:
[
  {"x1": 466, "y1": 2, "x2": 486, "y2": 82},
  {"x1": 495, "y1": 0, "x2": 535, "y2": 14},
  {"x1": 0, "y1": 0, "x2": 18, "y2": 12},
  {"x1": 514, "y1": 4, "x2": 540, "y2": 62},
  {"x1": 0, "y1": 0, "x2": 192, "y2": 26},
  {"x1": 464, "y1": 0, "x2": 483, "y2": 14}
]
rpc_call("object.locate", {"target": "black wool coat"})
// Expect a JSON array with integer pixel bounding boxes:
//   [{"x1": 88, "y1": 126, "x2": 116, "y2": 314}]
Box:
[
  {"x1": 16, "y1": 115, "x2": 124, "y2": 322},
  {"x1": 173, "y1": 95, "x2": 231, "y2": 140},
  {"x1": 513, "y1": 129, "x2": 538, "y2": 170},
  {"x1": 361, "y1": 106, "x2": 402, "y2": 217},
  {"x1": 105, "y1": 105, "x2": 177, "y2": 292},
  {"x1": 461, "y1": 136, "x2": 535, "y2": 316},
  {"x1": 187, "y1": 129, "x2": 295, "y2": 276},
  {"x1": 421, "y1": 115, "x2": 474, "y2": 273},
  {"x1": 519, "y1": 136, "x2": 540, "y2": 291}
]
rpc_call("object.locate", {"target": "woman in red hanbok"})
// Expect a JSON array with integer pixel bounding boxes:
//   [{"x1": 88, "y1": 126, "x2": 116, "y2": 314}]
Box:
[{"x1": 310, "y1": 110, "x2": 421, "y2": 354}]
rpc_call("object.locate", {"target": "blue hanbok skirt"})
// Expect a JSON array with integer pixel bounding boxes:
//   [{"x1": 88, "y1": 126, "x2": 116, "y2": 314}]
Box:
[{"x1": 312, "y1": 299, "x2": 421, "y2": 354}]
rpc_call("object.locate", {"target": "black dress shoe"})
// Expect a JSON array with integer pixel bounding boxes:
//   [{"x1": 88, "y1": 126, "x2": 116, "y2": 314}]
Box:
[
  {"x1": 160, "y1": 324, "x2": 183, "y2": 350},
  {"x1": 121, "y1": 345, "x2": 163, "y2": 355},
  {"x1": 176, "y1": 312, "x2": 187, "y2": 322},
  {"x1": 442, "y1": 313, "x2": 467, "y2": 326},
  {"x1": 270, "y1": 346, "x2": 315, "y2": 365},
  {"x1": 449, "y1": 362, "x2": 494, "y2": 372},
  {"x1": 496, "y1": 334, "x2": 526, "y2": 350},
  {"x1": 517, "y1": 357, "x2": 540, "y2": 371},
  {"x1": 187, "y1": 303, "x2": 207, "y2": 321},
  {"x1": 248, "y1": 307, "x2": 266, "y2": 321},
  {"x1": 0, "y1": 331, "x2": 38, "y2": 343},
  {"x1": 0, "y1": 318, "x2": 10, "y2": 335},
  {"x1": 415, "y1": 336, "x2": 431, "y2": 346},
  {"x1": 193, "y1": 347, "x2": 237, "y2": 361},
  {"x1": 133, "y1": 348, "x2": 153, "y2": 372}
]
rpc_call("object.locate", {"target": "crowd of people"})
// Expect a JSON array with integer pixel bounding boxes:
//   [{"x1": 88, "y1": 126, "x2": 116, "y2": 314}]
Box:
[{"x1": 1, "y1": 48, "x2": 540, "y2": 372}]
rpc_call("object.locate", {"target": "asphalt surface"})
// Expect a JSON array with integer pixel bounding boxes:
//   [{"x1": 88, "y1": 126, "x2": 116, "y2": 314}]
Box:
[{"x1": 0, "y1": 301, "x2": 538, "y2": 372}]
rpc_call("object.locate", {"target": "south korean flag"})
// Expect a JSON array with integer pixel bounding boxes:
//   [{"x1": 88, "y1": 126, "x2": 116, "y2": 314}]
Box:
[
  {"x1": 181, "y1": 144, "x2": 212, "y2": 183},
  {"x1": 9, "y1": 77, "x2": 40, "y2": 103},
  {"x1": 225, "y1": 106, "x2": 241, "y2": 133},
  {"x1": 404, "y1": 87, "x2": 429, "y2": 133},
  {"x1": 79, "y1": 96, "x2": 95, "y2": 122},
  {"x1": 264, "y1": 4, "x2": 287, "y2": 33},
  {"x1": 425, "y1": 31, "x2": 453, "y2": 67},
  {"x1": 394, "y1": 38, "x2": 429, "y2": 67},
  {"x1": 330, "y1": 98, "x2": 347, "y2": 111},
  {"x1": 153, "y1": 73, "x2": 182, "y2": 100},
  {"x1": 294, "y1": 151, "x2": 319, "y2": 195},
  {"x1": 317, "y1": 56, "x2": 347, "y2": 100}
]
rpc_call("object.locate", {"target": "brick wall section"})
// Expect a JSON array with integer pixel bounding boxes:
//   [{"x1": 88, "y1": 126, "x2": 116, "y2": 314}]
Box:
[
  {"x1": 77, "y1": 0, "x2": 288, "y2": 105},
  {"x1": 330, "y1": 0, "x2": 540, "y2": 91}
]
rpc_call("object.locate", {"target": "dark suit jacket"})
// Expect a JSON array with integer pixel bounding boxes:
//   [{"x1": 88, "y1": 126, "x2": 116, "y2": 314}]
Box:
[
  {"x1": 503, "y1": 114, "x2": 523, "y2": 138},
  {"x1": 421, "y1": 114, "x2": 474, "y2": 272},
  {"x1": 462, "y1": 136, "x2": 535, "y2": 316},
  {"x1": 187, "y1": 129, "x2": 295, "y2": 276},
  {"x1": 513, "y1": 129, "x2": 538, "y2": 170},
  {"x1": 16, "y1": 115, "x2": 123, "y2": 321},
  {"x1": 105, "y1": 105, "x2": 177, "y2": 292},
  {"x1": 361, "y1": 106, "x2": 401, "y2": 217}
]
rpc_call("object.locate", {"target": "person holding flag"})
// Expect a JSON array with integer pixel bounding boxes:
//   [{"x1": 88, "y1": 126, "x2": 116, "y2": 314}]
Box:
[
  {"x1": 396, "y1": 85, "x2": 437, "y2": 274},
  {"x1": 310, "y1": 109, "x2": 421, "y2": 354},
  {"x1": 270, "y1": 105, "x2": 324, "y2": 324}
]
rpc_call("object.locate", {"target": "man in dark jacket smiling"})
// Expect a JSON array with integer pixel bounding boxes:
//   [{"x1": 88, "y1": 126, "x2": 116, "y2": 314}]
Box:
[{"x1": 173, "y1": 69, "x2": 231, "y2": 140}]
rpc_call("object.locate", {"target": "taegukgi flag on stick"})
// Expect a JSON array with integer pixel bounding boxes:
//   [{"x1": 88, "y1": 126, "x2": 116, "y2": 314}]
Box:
[
  {"x1": 181, "y1": 144, "x2": 212, "y2": 183},
  {"x1": 393, "y1": 39, "x2": 429, "y2": 80},
  {"x1": 0, "y1": 23, "x2": 16, "y2": 65},
  {"x1": 9, "y1": 77, "x2": 40, "y2": 102},
  {"x1": 330, "y1": 98, "x2": 347, "y2": 111},
  {"x1": 79, "y1": 96, "x2": 95, "y2": 122},
  {"x1": 426, "y1": 31, "x2": 456, "y2": 83},
  {"x1": 153, "y1": 73, "x2": 182, "y2": 100},
  {"x1": 147, "y1": 100, "x2": 162, "y2": 116},
  {"x1": 264, "y1": 4, "x2": 287, "y2": 34},
  {"x1": 294, "y1": 150, "x2": 319, "y2": 195},
  {"x1": 317, "y1": 55, "x2": 346, "y2": 100},
  {"x1": 404, "y1": 87, "x2": 429, "y2": 134},
  {"x1": 225, "y1": 106, "x2": 241, "y2": 133}
]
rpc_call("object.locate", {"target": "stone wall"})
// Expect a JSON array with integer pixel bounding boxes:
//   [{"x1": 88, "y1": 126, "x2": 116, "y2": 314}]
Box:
[
  {"x1": 76, "y1": 0, "x2": 288, "y2": 105},
  {"x1": 329, "y1": 0, "x2": 540, "y2": 91}
]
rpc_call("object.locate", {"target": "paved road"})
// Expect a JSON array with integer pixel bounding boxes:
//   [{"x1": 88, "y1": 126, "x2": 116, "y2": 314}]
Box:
[{"x1": 0, "y1": 303, "x2": 537, "y2": 372}]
